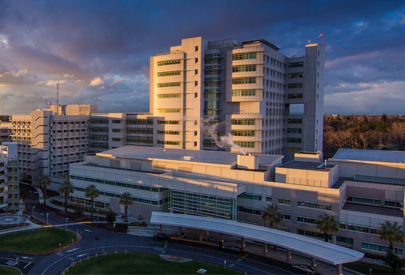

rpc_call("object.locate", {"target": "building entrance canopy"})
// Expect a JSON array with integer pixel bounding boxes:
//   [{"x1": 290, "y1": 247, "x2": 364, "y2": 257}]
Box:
[{"x1": 150, "y1": 212, "x2": 364, "y2": 265}]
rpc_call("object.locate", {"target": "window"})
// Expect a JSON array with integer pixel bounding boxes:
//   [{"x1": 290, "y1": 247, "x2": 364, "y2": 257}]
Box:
[
  {"x1": 157, "y1": 94, "x2": 181, "y2": 98},
  {"x1": 298, "y1": 201, "x2": 332, "y2": 211},
  {"x1": 195, "y1": 46, "x2": 198, "y2": 52},
  {"x1": 287, "y1": 128, "x2": 302, "y2": 134},
  {"x1": 112, "y1": 129, "x2": 121, "y2": 132},
  {"x1": 195, "y1": 69, "x2": 198, "y2": 75},
  {"x1": 112, "y1": 138, "x2": 121, "y2": 142},
  {"x1": 157, "y1": 130, "x2": 180, "y2": 135},
  {"x1": 362, "y1": 242, "x2": 402, "y2": 255},
  {"x1": 157, "y1": 109, "x2": 181, "y2": 113},
  {"x1": 234, "y1": 141, "x2": 254, "y2": 148},
  {"x1": 288, "y1": 93, "x2": 303, "y2": 99},
  {"x1": 232, "y1": 65, "x2": 256, "y2": 72},
  {"x1": 231, "y1": 119, "x2": 255, "y2": 125},
  {"x1": 157, "y1": 71, "x2": 181, "y2": 77},
  {"x1": 157, "y1": 120, "x2": 179, "y2": 125},
  {"x1": 157, "y1": 140, "x2": 180, "y2": 145},
  {"x1": 195, "y1": 58, "x2": 198, "y2": 63},
  {"x1": 287, "y1": 118, "x2": 302, "y2": 124},
  {"x1": 231, "y1": 130, "x2": 255, "y2": 137},
  {"x1": 297, "y1": 216, "x2": 317, "y2": 224},
  {"x1": 232, "y1": 90, "x2": 256, "y2": 96},
  {"x1": 112, "y1": 120, "x2": 121, "y2": 124},
  {"x1": 157, "y1": 83, "x2": 181, "y2": 88},
  {"x1": 232, "y1": 78, "x2": 256, "y2": 84},
  {"x1": 317, "y1": 83, "x2": 319, "y2": 88},
  {"x1": 288, "y1": 83, "x2": 303, "y2": 89},
  {"x1": 287, "y1": 138, "x2": 301, "y2": 143},
  {"x1": 288, "y1": 73, "x2": 304, "y2": 78},
  {"x1": 288, "y1": 62, "x2": 304, "y2": 68},
  {"x1": 347, "y1": 196, "x2": 381, "y2": 206},
  {"x1": 385, "y1": 200, "x2": 403, "y2": 208},
  {"x1": 158, "y1": 60, "x2": 181, "y2": 66},
  {"x1": 195, "y1": 81, "x2": 198, "y2": 86},
  {"x1": 232, "y1": 53, "x2": 256, "y2": 60},
  {"x1": 278, "y1": 198, "x2": 291, "y2": 205}
]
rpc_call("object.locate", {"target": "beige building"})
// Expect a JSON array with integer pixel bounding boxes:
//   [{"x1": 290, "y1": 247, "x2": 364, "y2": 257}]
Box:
[
  {"x1": 0, "y1": 142, "x2": 19, "y2": 209},
  {"x1": 150, "y1": 37, "x2": 325, "y2": 160}
]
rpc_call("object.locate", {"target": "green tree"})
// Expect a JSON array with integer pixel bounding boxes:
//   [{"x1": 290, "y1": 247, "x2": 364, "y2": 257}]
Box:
[
  {"x1": 316, "y1": 214, "x2": 339, "y2": 242},
  {"x1": 38, "y1": 174, "x2": 51, "y2": 206},
  {"x1": 380, "y1": 221, "x2": 405, "y2": 254},
  {"x1": 59, "y1": 180, "x2": 74, "y2": 212},
  {"x1": 384, "y1": 250, "x2": 404, "y2": 273},
  {"x1": 119, "y1": 192, "x2": 134, "y2": 222},
  {"x1": 106, "y1": 209, "x2": 117, "y2": 225},
  {"x1": 84, "y1": 184, "x2": 99, "y2": 218},
  {"x1": 261, "y1": 204, "x2": 283, "y2": 228}
]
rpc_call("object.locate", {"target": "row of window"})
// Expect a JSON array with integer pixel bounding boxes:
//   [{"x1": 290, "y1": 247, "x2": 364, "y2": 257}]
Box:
[
  {"x1": 157, "y1": 141, "x2": 180, "y2": 145},
  {"x1": 231, "y1": 119, "x2": 255, "y2": 125},
  {"x1": 232, "y1": 65, "x2": 256, "y2": 72},
  {"x1": 205, "y1": 53, "x2": 220, "y2": 58},
  {"x1": 234, "y1": 141, "x2": 255, "y2": 148},
  {"x1": 127, "y1": 129, "x2": 153, "y2": 135},
  {"x1": 362, "y1": 242, "x2": 402, "y2": 255},
  {"x1": 288, "y1": 118, "x2": 302, "y2": 124},
  {"x1": 157, "y1": 82, "x2": 181, "y2": 88},
  {"x1": 340, "y1": 223, "x2": 380, "y2": 235},
  {"x1": 297, "y1": 229, "x2": 354, "y2": 246},
  {"x1": 157, "y1": 130, "x2": 180, "y2": 135},
  {"x1": 233, "y1": 52, "x2": 256, "y2": 60},
  {"x1": 157, "y1": 109, "x2": 181, "y2": 113},
  {"x1": 127, "y1": 119, "x2": 154, "y2": 125},
  {"x1": 157, "y1": 94, "x2": 181, "y2": 98},
  {"x1": 232, "y1": 90, "x2": 256, "y2": 97},
  {"x1": 298, "y1": 201, "x2": 332, "y2": 211},
  {"x1": 157, "y1": 71, "x2": 181, "y2": 77},
  {"x1": 288, "y1": 93, "x2": 303, "y2": 99},
  {"x1": 231, "y1": 130, "x2": 255, "y2": 137},
  {"x1": 126, "y1": 137, "x2": 153, "y2": 144},
  {"x1": 288, "y1": 83, "x2": 303, "y2": 89},
  {"x1": 238, "y1": 193, "x2": 262, "y2": 201},
  {"x1": 347, "y1": 196, "x2": 381, "y2": 206},
  {"x1": 157, "y1": 60, "x2": 181, "y2": 66},
  {"x1": 287, "y1": 138, "x2": 302, "y2": 143},
  {"x1": 288, "y1": 73, "x2": 304, "y2": 78},
  {"x1": 232, "y1": 77, "x2": 256, "y2": 84},
  {"x1": 287, "y1": 128, "x2": 302, "y2": 134},
  {"x1": 157, "y1": 120, "x2": 179, "y2": 125},
  {"x1": 288, "y1": 62, "x2": 304, "y2": 68}
]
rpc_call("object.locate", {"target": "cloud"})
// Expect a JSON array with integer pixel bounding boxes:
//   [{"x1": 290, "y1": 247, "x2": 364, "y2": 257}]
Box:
[
  {"x1": 63, "y1": 74, "x2": 74, "y2": 78},
  {"x1": 97, "y1": 86, "x2": 106, "y2": 89},
  {"x1": 0, "y1": 34, "x2": 9, "y2": 49},
  {"x1": 89, "y1": 77, "x2": 104, "y2": 86},
  {"x1": 35, "y1": 79, "x2": 66, "y2": 86}
]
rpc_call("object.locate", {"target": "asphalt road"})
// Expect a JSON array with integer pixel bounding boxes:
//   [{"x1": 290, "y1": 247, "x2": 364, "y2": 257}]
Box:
[{"x1": 15, "y1": 184, "x2": 297, "y2": 275}]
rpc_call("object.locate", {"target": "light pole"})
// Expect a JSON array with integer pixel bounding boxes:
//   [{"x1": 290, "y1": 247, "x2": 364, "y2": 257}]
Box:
[
  {"x1": 369, "y1": 269, "x2": 372, "y2": 275},
  {"x1": 47, "y1": 213, "x2": 49, "y2": 225},
  {"x1": 65, "y1": 218, "x2": 68, "y2": 232}
]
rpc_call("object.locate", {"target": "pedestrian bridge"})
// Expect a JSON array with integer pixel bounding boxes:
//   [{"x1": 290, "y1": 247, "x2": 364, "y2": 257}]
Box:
[{"x1": 150, "y1": 212, "x2": 364, "y2": 274}]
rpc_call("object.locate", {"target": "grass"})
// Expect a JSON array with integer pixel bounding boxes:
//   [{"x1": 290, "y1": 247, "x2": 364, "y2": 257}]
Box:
[
  {"x1": 344, "y1": 261, "x2": 403, "y2": 274},
  {"x1": 66, "y1": 253, "x2": 241, "y2": 274},
  {"x1": 0, "y1": 227, "x2": 78, "y2": 254},
  {"x1": 0, "y1": 265, "x2": 20, "y2": 274}
]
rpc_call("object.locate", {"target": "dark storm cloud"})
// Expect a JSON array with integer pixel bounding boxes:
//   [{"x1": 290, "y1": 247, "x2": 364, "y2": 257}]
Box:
[{"x1": 0, "y1": 0, "x2": 404, "y2": 114}]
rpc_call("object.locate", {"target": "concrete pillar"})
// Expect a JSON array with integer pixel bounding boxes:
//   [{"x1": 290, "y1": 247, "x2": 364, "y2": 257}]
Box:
[
  {"x1": 263, "y1": 243, "x2": 268, "y2": 254},
  {"x1": 336, "y1": 264, "x2": 342, "y2": 275},
  {"x1": 159, "y1": 224, "x2": 162, "y2": 234},
  {"x1": 199, "y1": 230, "x2": 203, "y2": 241},
  {"x1": 219, "y1": 233, "x2": 224, "y2": 247},
  {"x1": 286, "y1": 249, "x2": 291, "y2": 261},
  {"x1": 241, "y1": 237, "x2": 245, "y2": 251}
]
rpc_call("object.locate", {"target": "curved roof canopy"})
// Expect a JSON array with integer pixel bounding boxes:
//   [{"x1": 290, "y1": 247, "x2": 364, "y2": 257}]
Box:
[{"x1": 150, "y1": 212, "x2": 364, "y2": 265}]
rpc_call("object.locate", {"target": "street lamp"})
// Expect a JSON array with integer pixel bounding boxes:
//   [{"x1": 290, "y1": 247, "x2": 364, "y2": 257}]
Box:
[
  {"x1": 65, "y1": 218, "x2": 68, "y2": 232},
  {"x1": 47, "y1": 213, "x2": 49, "y2": 225}
]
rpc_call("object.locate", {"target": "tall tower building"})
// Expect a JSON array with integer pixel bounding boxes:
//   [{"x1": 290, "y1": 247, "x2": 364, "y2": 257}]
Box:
[{"x1": 150, "y1": 37, "x2": 325, "y2": 160}]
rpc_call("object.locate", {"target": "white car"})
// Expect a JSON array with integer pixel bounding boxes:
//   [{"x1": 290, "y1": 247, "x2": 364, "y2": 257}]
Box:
[{"x1": 291, "y1": 264, "x2": 316, "y2": 274}]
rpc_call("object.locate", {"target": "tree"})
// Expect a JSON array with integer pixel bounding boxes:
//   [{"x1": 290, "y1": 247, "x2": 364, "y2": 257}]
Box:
[
  {"x1": 119, "y1": 192, "x2": 134, "y2": 222},
  {"x1": 261, "y1": 204, "x2": 283, "y2": 228},
  {"x1": 380, "y1": 221, "x2": 405, "y2": 254},
  {"x1": 384, "y1": 250, "x2": 404, "y2": 273},
  {"x1": 59, "y1": 180, "x2": 74, "y2": 212},
  {"x1": 106, "y1": 209, "x2": 117, "y2": 225},
  {"x1": 38, "y1": 174, "x2": 51, "y2": 206},
  {"x1": 84, "y1": 184, "x2": 99, "y2": 218},
  {"x1": 316, "y1": 214, "x2": 339, "y2": 242}
]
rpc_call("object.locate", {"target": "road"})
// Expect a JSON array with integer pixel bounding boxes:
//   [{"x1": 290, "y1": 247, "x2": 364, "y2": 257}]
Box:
[{"x1": 16, "y1": 184, "x2": 296, "y2": 275}]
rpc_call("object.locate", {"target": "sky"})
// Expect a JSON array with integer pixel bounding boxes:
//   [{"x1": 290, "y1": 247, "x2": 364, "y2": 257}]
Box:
[{"x1": 0, "y1": 0, "x2": 404, "y2": 115}]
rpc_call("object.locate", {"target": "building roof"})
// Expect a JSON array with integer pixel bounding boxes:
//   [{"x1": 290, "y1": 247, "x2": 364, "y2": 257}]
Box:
[
  {"x1": 150, "y1": 212, "x2": 364, "y2": 265},
  {"x1": 332, "y1": 148, "x2": 405, "y2": 164},
  {"x1": 279, "y1": 161, "x2": 335, "y2": 171},
  {"x1": 241, "y1": 39, "x2": 280, "y2": 51},
  {"x1": 97, "y1": 146, "x2": 283, "y2": 167},
  {"x1": 343, "y1": 202, "x2": 403, "y2": 218}
]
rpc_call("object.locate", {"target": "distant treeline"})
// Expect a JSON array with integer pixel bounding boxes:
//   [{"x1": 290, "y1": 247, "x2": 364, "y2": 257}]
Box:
[{"x1": 323, "y1": 114, "x2": 405, "y2": 158}]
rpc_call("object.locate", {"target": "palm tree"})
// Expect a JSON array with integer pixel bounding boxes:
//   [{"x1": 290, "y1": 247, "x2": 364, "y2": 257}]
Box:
[
  {"x1": 316, "y1": 213, "x2": 339, "y2": 242},
  {"x1": 84, "y1": 184, "x2": 99, "y2": 218},
  {"x1": 119, "y1": 192, "x2": 134, "y2": 222},
  {"x1": 380, "y1": 221, "x2": 405, "y2": 254},
  {"x1": 38, "y1": 174, "x2": 51, "y2": 206},
  {"x1": 262, "y1": 204, "x2": 283, "y2": 228},
  {"x1": 59, "y1": 180, "x2": 74, "y2": 212}
]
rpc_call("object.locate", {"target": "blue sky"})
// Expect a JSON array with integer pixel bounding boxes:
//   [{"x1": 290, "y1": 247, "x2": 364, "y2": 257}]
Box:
[{"x1": 0, "y1": 0, "x2": 404, "y2": 115}]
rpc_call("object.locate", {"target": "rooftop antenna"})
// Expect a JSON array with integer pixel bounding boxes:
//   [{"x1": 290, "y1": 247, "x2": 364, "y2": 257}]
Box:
[{"x1": 56, "y1": 82, "x2": 59, "y2": 115}]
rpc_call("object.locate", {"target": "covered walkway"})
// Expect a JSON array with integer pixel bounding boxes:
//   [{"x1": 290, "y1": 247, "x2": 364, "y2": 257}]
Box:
[{"x1": 150, "y1": 212, "x2": 364, "y2": 275}]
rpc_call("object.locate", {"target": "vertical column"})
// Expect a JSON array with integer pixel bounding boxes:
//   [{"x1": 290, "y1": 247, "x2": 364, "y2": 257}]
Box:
[
  {"x1": 241, "y1": 237, "x2": 245, "y2": 251},
  {"x1": 199, "y1": 230, "x2": 203, "y2": 241},
  {"x1": 219, "y1": 233, "x2": 224, "y2": 247},
  {"x1": 263, "y1": 243, "x2": 268, "y2": 254},
  {"x1": 286, "y1": 250, "x2": 291, "y2": 261},
  {"x1": 336, "y1": 264, "x2": 342, "y2": 275}
]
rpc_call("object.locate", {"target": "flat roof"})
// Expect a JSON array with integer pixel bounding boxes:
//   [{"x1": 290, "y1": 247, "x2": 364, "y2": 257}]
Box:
[
  {"x1": 279, "y1": 161, "x2": 335, "y2": 171},
  {"x1": 242, "y1": 39, "x2": 280, "y2": 51},
  {"x1": 332, "y1": 148, "x2": 405, "y2": 164},
  {"x1": 343, "y1": 202, "x2": 403, "y2": 218},
  {"x1": 150, "y1": 212, "x2": 364, "y2": 265},
  {"x1": 97, "y1": 146, "x2": 283, "y2": 167}
]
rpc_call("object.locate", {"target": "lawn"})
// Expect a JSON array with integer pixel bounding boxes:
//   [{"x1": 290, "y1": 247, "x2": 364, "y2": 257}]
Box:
[
  {"x1": 345, "y1": 261, "x2": 403, "y2": 275},
  {"x1": 66, "y1": 253, "x2": 241, "y2": 274},
  {"x1": 0, "y1": 227, "x2": 78, "y2": 254},
  {"x1": 0, "y1": 265, "x2": 21, "y2": 275}
]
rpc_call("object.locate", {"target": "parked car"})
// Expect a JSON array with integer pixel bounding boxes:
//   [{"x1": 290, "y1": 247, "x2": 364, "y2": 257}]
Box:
[
  {"x1": 153, "y1": 233, "x2": 171, "y2": 242},
  {"x1": 222, "y1": 245, "x2": 242, "y2": 253},
  {"x1": 291, "y1": 264, "x2": 317, "y2": 274}
]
